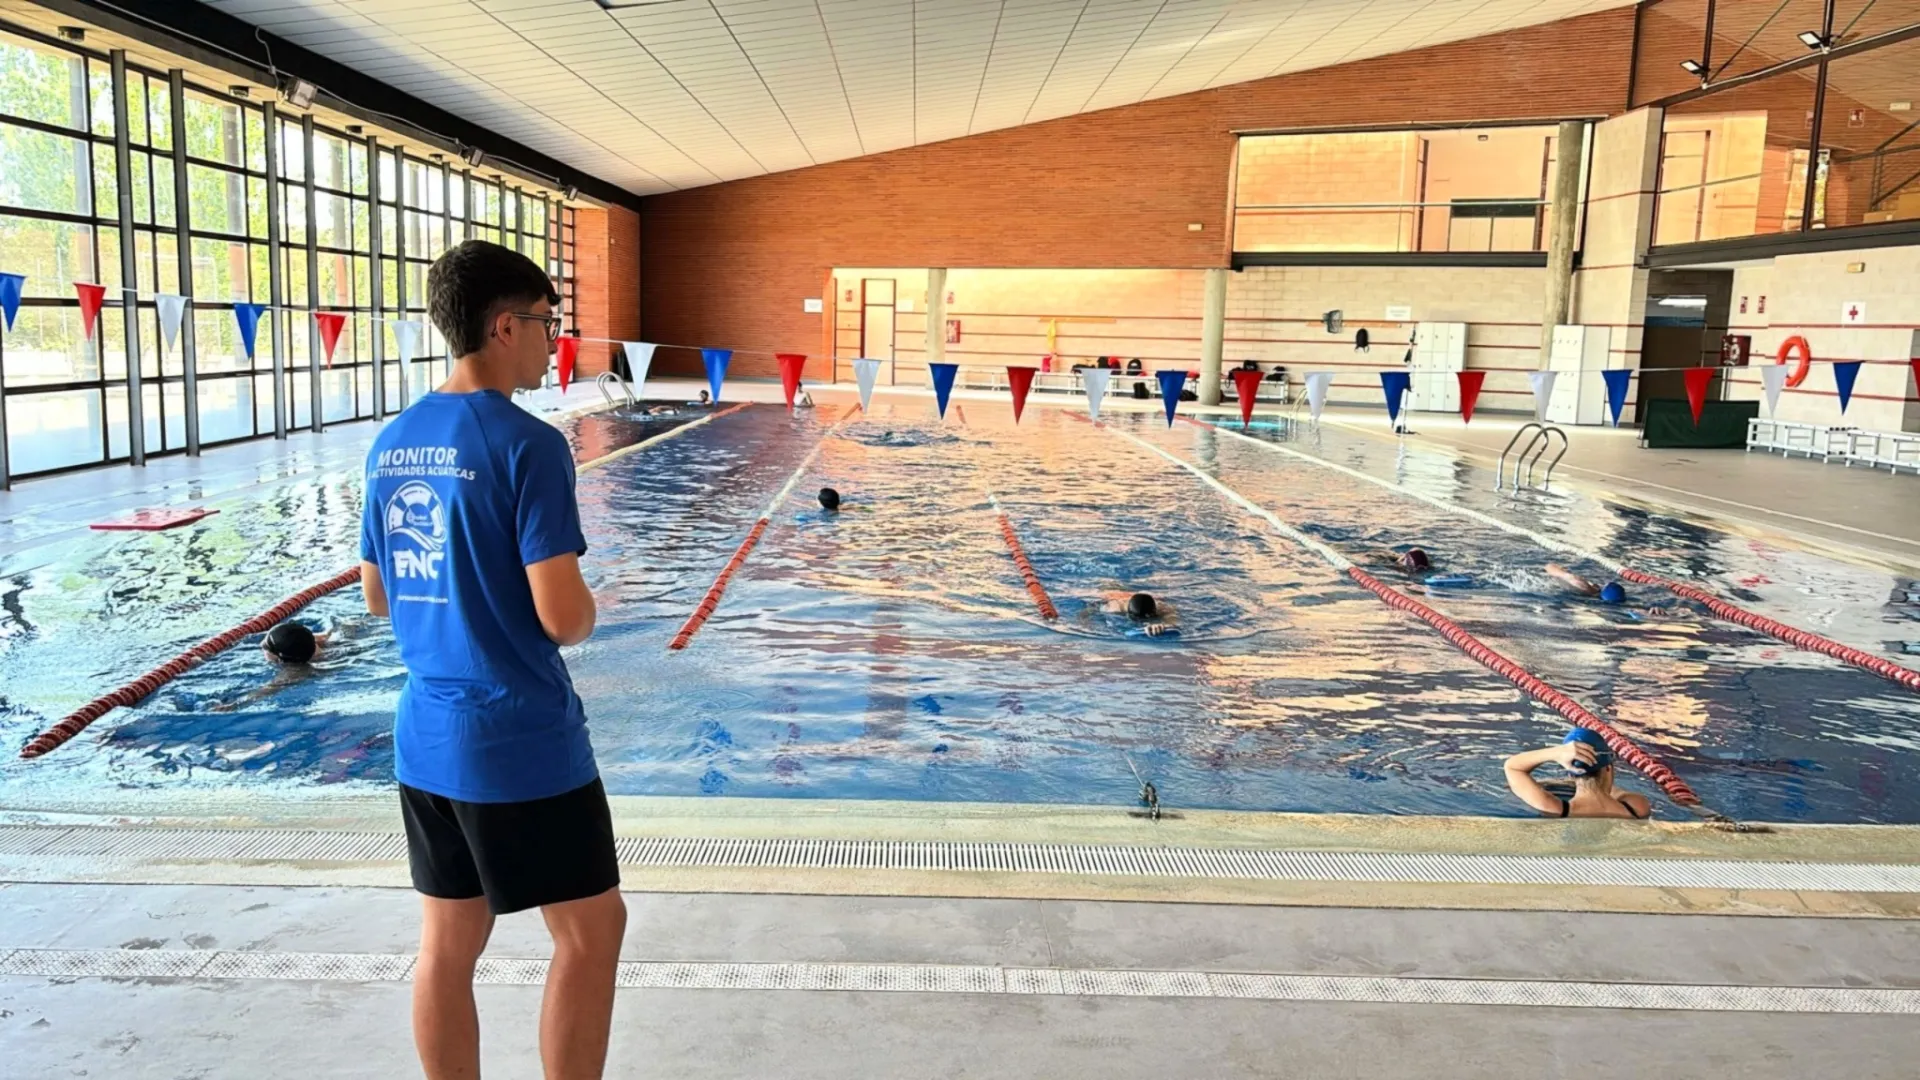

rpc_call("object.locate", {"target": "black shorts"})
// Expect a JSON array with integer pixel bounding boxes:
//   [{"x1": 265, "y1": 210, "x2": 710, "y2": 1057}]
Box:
[{"x1": 399, "y1": 777, "x2": 621, "y2": 915}]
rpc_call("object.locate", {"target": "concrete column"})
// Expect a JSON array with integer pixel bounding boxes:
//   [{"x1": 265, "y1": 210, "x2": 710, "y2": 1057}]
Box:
[
  {"x1": 924, "y1": 267, "x2": 947, "y2": 369},
  {"x1": 1539, "y1": 120, "x2": 1587, "y2": 366},
  {"x1": 1571, "y1": 108, "x2": 1664, "y2": 424},
  {"x1": 1199, "y1": 267, "x2": 1227, "y2": 405}
]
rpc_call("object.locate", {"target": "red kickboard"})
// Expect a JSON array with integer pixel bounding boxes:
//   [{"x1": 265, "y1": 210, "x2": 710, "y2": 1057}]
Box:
[{"x1": 90, "y1": 507, "x2": 219, "y2": 532}]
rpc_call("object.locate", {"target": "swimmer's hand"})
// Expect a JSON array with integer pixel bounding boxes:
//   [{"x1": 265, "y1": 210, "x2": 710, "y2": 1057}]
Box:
[{"x1": 1552, "y1": 742, "x2": 1598, "y2": 771}]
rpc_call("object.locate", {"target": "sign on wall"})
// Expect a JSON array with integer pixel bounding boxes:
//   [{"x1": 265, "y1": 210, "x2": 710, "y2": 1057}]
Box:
[
  {"x1": 803, "y1": 297, "x2": 823, "y2": 314},
  {"x1": 1385, "y1": 305, "x2": 1412, "y2": 321},
  {"x1": 1841, "y1": 301, "x2": 1867, "y2": 325}
]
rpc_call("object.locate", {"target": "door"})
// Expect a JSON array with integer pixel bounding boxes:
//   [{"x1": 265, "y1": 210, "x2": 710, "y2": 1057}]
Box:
[{"x1": 861, "y1": 279, "x2": 896, "y2": 383}]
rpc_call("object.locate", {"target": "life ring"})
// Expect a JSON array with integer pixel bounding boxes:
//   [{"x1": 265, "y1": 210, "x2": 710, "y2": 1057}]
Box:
[{"x1": 1779, "y1": 335, "x2": 1812, "y2": 387}]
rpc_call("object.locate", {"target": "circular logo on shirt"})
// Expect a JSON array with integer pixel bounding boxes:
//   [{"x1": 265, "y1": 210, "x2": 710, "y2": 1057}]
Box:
[{"x1": 386, "y1": 480, "x2": 447, "y2": 552}]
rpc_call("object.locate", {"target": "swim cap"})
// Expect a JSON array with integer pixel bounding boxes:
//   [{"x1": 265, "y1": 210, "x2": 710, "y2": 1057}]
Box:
[
  {"x1": 1127, "y1": 593, "x2": 1158, "y2": 620},
  {"x1": 1599, "y1": 582, "x2": 1627, "y2": 604},
  {"x1": 1400, "y1": 548, "x2": 1431, "y2": 571},
  {"x1": 1563, "y1": 727, "x2": 1615, "y2": 776},
  {"x1": 818, "y1": 487, "x2": 841, "y2": 511},
  {"x1": 264, "y1": 621, "x2": 317, "y2": 664}
]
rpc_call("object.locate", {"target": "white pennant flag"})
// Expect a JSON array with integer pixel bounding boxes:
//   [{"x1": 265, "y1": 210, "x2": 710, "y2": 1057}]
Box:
[
  {"x1": 1304, "y1": 372, "x2": 1333, "y2": 422},
  {"x1": 1759, "y1": 363, "x2": 1789, "y2": 417},
  {"x1": 1527, "y1": 370, "x2": 1558, "y2": 421},
  {"x1": 392, "y1": 319, "x2": 423, "y2": 365},
  {"x1": 1081, "y1": 367, "x2": 1112, "y2": 421},
  {"x1": 852, "y1": 358, "x2": 883, "y2": 412},
  {"x1": 155, "y1": 293, "x2": 186, "y2": 352},
  {"x1": 621, "y1": 342, "x2": 656, "y2": 401}
]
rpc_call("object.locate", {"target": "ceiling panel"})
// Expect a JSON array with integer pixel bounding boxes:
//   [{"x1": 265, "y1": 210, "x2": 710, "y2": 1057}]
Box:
[{"x1": 201, "y1": 0, "x2": 1633, "y2": 194}]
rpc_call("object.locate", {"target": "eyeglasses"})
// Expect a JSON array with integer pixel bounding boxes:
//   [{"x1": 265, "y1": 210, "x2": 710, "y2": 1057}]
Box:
[{"x1": 509, "y1": 311, "x2": 564, "y2": 342}]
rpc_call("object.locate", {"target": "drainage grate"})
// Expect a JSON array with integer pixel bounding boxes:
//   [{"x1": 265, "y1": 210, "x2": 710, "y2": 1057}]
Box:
[
  {"x1": 5, "y1": 825, "x2": 1918, "y2": 893},
  {"x1": 1, "y1": 947, "x2": 1915, "y2": 1014}
]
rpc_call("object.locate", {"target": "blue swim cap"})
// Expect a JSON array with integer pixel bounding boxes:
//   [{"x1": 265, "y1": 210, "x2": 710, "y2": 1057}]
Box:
[
  {"x1": 1599, "y1": 582, "x2": 1627, "y2": 604},
  {"x1": 1563, "y1": 727, "x2": 1615, "y2": 776}
]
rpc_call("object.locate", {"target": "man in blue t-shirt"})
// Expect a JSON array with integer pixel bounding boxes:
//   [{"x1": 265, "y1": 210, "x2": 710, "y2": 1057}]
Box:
[{"x1": 359, "y1": 240, "x2": 624, "y2": 1079}]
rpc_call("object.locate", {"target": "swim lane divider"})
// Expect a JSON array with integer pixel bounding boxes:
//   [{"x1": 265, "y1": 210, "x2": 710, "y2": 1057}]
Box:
[
  {"x1": 18, "y1": 566, "x2": 364, "y2": 759},
  {"x1": 1099, "y1": 418, "x2": 1703, "y2": 809},
  {"x1": 22, "y1": 400, "x2": 760, "y2": 760},
  {"x1": 668, "y1": 407, "x2": 851, "y2": 651},
  {"x1": 988, "y1": 493, "x2": 1058, "y2": 620},
  {"x1": 1186, "y1": 417, "x2": 1920, "y2": 695}
]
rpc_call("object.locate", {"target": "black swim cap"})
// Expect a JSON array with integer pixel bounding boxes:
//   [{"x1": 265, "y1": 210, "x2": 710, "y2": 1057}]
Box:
[
  {"x1": 1127, "y1": 593, "x2": 1158, "y2": 620},
  {"x1": 264, "y1": 621, "x2": 317, "y2": 664},
  {"x1": 1402, "y1": 548, "x2": 1431, "y2": 570},
  {"x1": 818, "y1": 487, "x2": 841, "y2": 511}
]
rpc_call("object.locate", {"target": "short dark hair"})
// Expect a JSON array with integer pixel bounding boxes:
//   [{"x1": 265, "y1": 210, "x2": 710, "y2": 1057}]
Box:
[
  {"x1": 427, "y1": 240, "x2": 559, "y2": 357},
  {"x1": 264, "y1": 621, "x2": 317, "y2": 664},
  {"x1": 818, "y1": 487, "x2": 841, "y2": 511},
  {"x1": 1127, "y1": 593, "x2": 1158, "y2": 620}
]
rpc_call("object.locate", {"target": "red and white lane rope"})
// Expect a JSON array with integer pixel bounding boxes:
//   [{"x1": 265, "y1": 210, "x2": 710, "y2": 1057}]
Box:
[
  {"x1": 1109, "y1": 424, "x2": 1703, "y2": 809},
  {"x1": 988, "y1": 493, "x2": 1058, "y2": 621},
  {"x1": 1187, "y1": 417, "x2": 1920, "y2": 695},
  {"x1": 667, "y1": 408, "x2": 850, "y2": 651},
  {"x1": 18, "y1": 566, "x2": 364, "y2": 759}
]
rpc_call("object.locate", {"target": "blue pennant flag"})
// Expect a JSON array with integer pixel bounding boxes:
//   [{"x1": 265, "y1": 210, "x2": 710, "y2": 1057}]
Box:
[
  {"x1": 1156, "y1": 369, "x2": 1187, "y2": 426},
  {"x1": 1600, "y1": 368, "x2": 1632, "y2": 427},
  {"x1": 701, "y1": 348, "x2": 731, "y2": 403},
  {"x1": 1832, "y1": 360, "x2": 1861, "y2": 414},
  {"x1": 929, "y1": 362, "x2": 958, "y2": 418},
  {"x1": 232, "y1": 302, "x2": 266, "y2": 359},
  {"x1": 0, "y1": 272, "x2": 23, "y2": 331},
  {"x1": 1379, "y1": 370, "x2": 1411, "y2": 424}
]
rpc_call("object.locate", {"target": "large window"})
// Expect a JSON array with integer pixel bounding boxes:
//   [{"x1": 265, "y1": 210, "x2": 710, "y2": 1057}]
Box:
[
  {"x1": 1232, "y1": 125, "x2": 1578, "y2": 255},
  {"x1": 0, "y1": 22, "x2": 576, "y2": 485}
]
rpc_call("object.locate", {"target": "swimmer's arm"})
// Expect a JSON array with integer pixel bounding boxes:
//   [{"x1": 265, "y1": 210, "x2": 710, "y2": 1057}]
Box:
[
  {"x1": 528, "y1": 553, "x2": 596, "y2": 647},
  {"x1": 1621, "y1": 792, "x2": 1653, "y2": 818},
  {"x1": 360, "y1": 561, "x2": 388, "y2": 618},
  {"x1": 1544, "y1": 564, "x2": 1598, "y2": 595},
  {"x1": 1502, "y1": 745, "x2": 1587, "y2": 816}
]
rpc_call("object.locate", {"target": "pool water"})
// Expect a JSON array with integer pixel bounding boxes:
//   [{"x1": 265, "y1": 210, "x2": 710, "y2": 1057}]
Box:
[{"x1": 2, "y1": 399, "x2": 1917, "y2": 823}]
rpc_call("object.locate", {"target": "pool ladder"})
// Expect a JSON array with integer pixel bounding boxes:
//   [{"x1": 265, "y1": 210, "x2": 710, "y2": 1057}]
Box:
[
  {"x1": 1497, "y1": 422, "x2": 1569, "y2": 493},
  {"x1": 597, "y1": 371, "x2": 637, "y2": 408}
]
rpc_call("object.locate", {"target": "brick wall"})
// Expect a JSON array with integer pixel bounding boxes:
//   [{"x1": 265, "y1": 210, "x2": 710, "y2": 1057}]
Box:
[
  {"x1": 573, "y1": 205, "x2": 641, "y2": 379},
  {"x1": 640, "y1": 8, "x2": 1637, "y2": 380}
]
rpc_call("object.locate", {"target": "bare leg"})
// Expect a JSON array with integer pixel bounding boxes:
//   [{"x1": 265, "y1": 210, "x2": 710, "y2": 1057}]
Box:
[
  {"x1": 539, "y1": 887, "x2": 628, "y2": 1079},
  {"x1": 414, "y1": 895, "x2": 495, "y2": 1080}
]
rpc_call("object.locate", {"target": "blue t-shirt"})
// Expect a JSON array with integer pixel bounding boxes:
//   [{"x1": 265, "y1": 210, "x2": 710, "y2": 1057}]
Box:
[{"x1": 359, "y1": 390, "x2": 595, "y2": 803}]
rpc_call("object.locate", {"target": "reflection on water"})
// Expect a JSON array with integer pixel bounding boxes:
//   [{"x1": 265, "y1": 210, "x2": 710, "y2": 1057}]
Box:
[{"x1": 2, "y1": 402, "x2": 1917, "y2": 823}]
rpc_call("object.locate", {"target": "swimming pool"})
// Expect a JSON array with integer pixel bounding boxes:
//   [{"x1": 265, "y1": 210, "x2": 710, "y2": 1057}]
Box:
[{"x1": 2, "y1": 397, "x2": 1917, "y2": 824}]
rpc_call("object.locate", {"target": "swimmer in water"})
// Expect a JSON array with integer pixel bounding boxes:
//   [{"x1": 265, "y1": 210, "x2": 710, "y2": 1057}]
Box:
[
  {"x1": 818, "y1": 487, "x2": 840, "y2": 511},
  {"x1": 1545, "y1": 563, "x2": 1629, "y2": 603},
  {"x1": 210, "y1": 620, "x2": 334, "y2": 712},
  {"x1": 1372, "y1": 547, "x2": 1431, "y2": 574},
  {"x1": 797, "y1": 390, "x2": 815, "y2": 409},
  {"x1": 1103, "y1": 591, "x2": 1177, "y2": 637},
  {"x1": 1503, "y1": 728, "x2": 1652, "y2": 820},
  {"x1": 697, "y1": 390, "x2": 711, "y2": 406}
]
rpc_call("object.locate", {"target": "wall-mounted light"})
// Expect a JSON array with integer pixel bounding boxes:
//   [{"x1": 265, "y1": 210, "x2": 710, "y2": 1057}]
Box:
[
  {"x1": 280, "y1": 77, "x2": 317, "y2": 109},
  {"x1": 228, "y1": 85, "x2": 251, "y2": 99},
  {"x1": 460, "y1": 144, "x2": 485, "y2": 167},
  {"x1": 1679, "y1": 59, "x2": 1706, "y2": 77},
  {"x1": 564, "y1": 185, "x2": 580, "y2": 201},
  {"x1": 57, "y1": 26, "x2": 85, "y2": 43},
  {"x1": 1798, "y1": 30, "x2": 1830, "y2": 50}
]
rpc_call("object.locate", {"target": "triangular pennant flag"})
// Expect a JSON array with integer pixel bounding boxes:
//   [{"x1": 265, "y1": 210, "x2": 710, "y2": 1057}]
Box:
[
  {"x1": 1600, "y1": 368, "x2": 1632, "y2": 427},
  {"x1": 929, "y1": 362, "x2": 958, "y2": 418},
  {"x1": 622, "y1": 341, "x2": 656, "y2": 401},
  {"x1": 1304, "y1": 372, "x2": 1332, "y2": 422},
  {"x1": 1910, "y1": 358, "x2": 1920, "y2": 400},
  {"x1": 314, "y1": 311, "x2": 346, "y2": 368},
  {"x1": 1081, "y1": 367, "x2": 1112, "y2": 421},
  {"x1": 777, "y1": 353, "x2": 807, "y2": 411},
  {"x1": 391, "y1": 318, "x2": 422, "y2": 366},
  {"x1": 1231, "y1": 368, "x2": 1264, "y2": 428},
  {"x1": 852, "y1": 358, "x2": 882, "y2": 411},
  {"x1": 0, "y1": 272, "x2": 24, "y2": 331},
  {"x1": 1683, "y1": 366, "x2": 1715, "y2": 424},
  {"x1": 1832, "y1": 360, "x2": 1861, "y2": 415},
  {"x1": 155, "y1": 293, "x2": 186, "y2": 352},
  {"x1": 701, "y1": 348, "x2": 731, "y2": 403},
  {"x1": 1156, "y1": 369, "x2": 1187, "y2": 426},
  {"x1": 1006, "y1": 366, "x2": 1036, "y2": 423},
  {"x1": 1527, "y1": 370, "x2": 1557, "y2": 421},
  {"x1": 1457, "y1": 371, "x2": 1487, "y2": 424},
  {"x1": 1760, "y1": 363, "x2": 1789, "y2": 417},
  {"x1": 555, "y1": 335, "x2": 581, "y2": 393},
  {"x1": 233, "y1": 302, "x2": 265, "y2": 360},
  {"x1": 74, "y1": 282, "x2": 105, "y2": 341},
  {"x1": 1380, "y1": 370, "x2": 1411, "y2": 425}
]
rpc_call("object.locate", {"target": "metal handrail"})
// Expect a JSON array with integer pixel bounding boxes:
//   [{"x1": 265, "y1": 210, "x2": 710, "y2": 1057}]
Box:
[
  {"x1": 1521, "y1": 426, "x2": 1570, "y2": 490},
  {"x1": 1496, "y1": 423, "x2": 1544, "y2": 490},
  {"x1": 596, "y1": 371, "x2": 636, "y2": 408}
]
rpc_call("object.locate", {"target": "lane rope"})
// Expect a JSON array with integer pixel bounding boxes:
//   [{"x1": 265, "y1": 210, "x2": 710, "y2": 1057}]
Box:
[
  {"x1": 1187, "y1": 417, "x2": 1920, "y2": 694},
  {"x1": 988, "y1": 493, "x2": 1059, "y2": 620},
  {"x1": 667, "y1": 408, "x2": 851, "y2": 651},
  {"x1": 578, "y1": 402, "x2": 750, "y2": 474},
  {"x1": 19, "y1": 567, "x2": 364, "y2": 759},
  {"x1": 1107, "y1": 422, "x2": 1703, "y2": 809}
]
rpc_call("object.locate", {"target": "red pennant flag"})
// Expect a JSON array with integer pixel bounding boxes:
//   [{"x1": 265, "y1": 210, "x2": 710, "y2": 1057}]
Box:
[
  {"x1": 1230, "y1": 368, "x2": 1264, "y2": 428},
  {"x1": 1683, "y1": 366, "x2": 1715, "y2": 425},
  {"x1": 556, "y1": 335, "x2": 581, "y2": 393},
  {"x1": 1457, "y1": 371, "x2": 1487, "y2": 424},
  {"x1": 776, "y1": 353, "x2": 807, "y2": 410},
  {"x1": 1006, "y1": 366, "x2": 1037, "y2": 423},
  {"x1": 313, "y1": 311, "x2": 346, "y2": 367},
  {"x1": 74, "y1": 282, "x2": 105, "y2": 341},
  {"x1": 1910, "y1": 357, "x2": 1920, "y2": 398}
]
